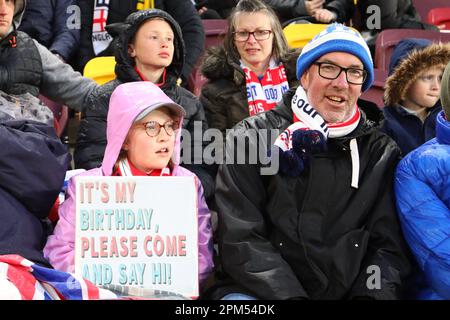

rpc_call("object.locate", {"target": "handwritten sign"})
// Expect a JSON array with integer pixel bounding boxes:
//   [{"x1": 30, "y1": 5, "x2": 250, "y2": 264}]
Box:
[{"x1": 74, "y1": 176, "x2": 199, "y2": 298}]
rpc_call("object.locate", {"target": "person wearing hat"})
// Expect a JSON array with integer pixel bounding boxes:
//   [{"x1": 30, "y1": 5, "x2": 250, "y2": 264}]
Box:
[
  {"x1": 75, "y1": 9, "x2": 215, "y2": 201},
  {"x1": 394, "y1": 61, "x2": 450, "y2": 300},
  {"x1": 383, "y1": 38, "x2": 450, "y2": 156},
  {"x1": 45, "y1": 81, "x2": 214, "y2": 292},
  {"x1": 209, "y1": 23, "x2": 412, "y2": 300}
]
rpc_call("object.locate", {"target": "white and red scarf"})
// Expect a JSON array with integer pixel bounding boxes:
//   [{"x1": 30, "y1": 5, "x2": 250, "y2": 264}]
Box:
[
  {"x1": 92, "y1": 0, "x2": 112, "y2": 55},
  {"x1": 274, "y1": 85, "x2": 361, "y2": 152},
  {"x1": 114, "y1": 158, "x2": 171, "y2": 177},
  {"x1": 241, "y1": 59, "x2": 289, "y2": 116}
]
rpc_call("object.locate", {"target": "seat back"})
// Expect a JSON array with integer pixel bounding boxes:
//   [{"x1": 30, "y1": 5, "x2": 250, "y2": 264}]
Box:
[
  {"x1": 283, "y1": 23, "x2": 329, "y2": 49},
  {"x1": 412, "y1": 0, "x2": 450, "y2": 21},
  {"x1": 187, "y1": 19, "x2": 228, "y2": 96},
  {"x1": 428, "y1": 7, "x2": 450, "y2": 30},
  {"x1": 360, "y1": 68, "x2": 388, "y2": 108},
  {"x1": 83, "y1": 56, "x2": 116, "y2": 85},
  {"x1": 374, "y1": 28, "x2": 450, "y2": 71}
]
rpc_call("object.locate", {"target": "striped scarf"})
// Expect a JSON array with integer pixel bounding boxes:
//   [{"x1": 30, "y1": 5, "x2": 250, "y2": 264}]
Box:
[
  {"x1": 92, "y1": 0, "x2": 154, "y2": 55},
  {"x1": 274, "y1": 85, "x2": 361, "y2": 152},
  {"x1": 115, "y1": 158, "x2": 171, "y2": 177},
  {"x1": 241, "y1": 59, "x2": 289, "y2": 116}
]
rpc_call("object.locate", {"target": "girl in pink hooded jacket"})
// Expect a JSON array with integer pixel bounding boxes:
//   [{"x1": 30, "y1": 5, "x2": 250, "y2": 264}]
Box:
[{"x1": 44, "y1": 81, "x2": 214, "y2": 289}]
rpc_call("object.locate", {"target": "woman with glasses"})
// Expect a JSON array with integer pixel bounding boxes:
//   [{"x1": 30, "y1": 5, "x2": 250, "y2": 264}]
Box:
[
  {"x1": 200, "y1": 0, "x2": 300, "y2": 134},
  {"x1": 75, "y1": 9, "x2": 216, "y2": 201},
  {"x1": 45, "y1": 82, "x2": 214, "y2": 294}
]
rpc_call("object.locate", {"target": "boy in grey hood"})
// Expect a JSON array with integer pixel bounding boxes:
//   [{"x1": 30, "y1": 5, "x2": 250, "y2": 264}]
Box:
[{"x1": 0, "y1": 0, "x2": 97, "y2": 112}]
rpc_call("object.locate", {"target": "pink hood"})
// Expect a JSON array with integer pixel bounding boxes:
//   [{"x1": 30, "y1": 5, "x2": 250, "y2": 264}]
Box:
[{"x1": 102, "y1": 81, "x2": 185, "y2": 175}]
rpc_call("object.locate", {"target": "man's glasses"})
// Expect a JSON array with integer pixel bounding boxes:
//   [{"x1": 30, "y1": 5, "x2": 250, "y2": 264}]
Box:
[
  {"x1": 313, "y1": 62, "x2": 367, "y2": 85},
  {"x1": 139, "y1": 120, "x2": 178, "y2": 137},
  {"x1": 233, "y1": 30, "x2": 272, "y2": 42}
]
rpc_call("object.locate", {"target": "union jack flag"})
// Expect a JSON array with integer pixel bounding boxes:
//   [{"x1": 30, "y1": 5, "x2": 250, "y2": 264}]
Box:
[{"x1": 0, "y1": 255, "x2": 117, "y2": 300}]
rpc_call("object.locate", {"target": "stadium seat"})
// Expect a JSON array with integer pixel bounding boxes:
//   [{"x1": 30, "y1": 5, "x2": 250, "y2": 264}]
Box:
[
  {"x1": 428, "y1": 7, "x2": 450, "y2": 30},
  {"x1": 412, "y1": 0, "x2": 449, "y2": 21},
  {"x1": 283, "y1": 23, "x2": 329, "y2": 49},
  {"x1": 360, "y1": 68, "x2": 388, "y2": 108},
  {"x1": 186, "y1": 19, "x2": 228, "y2": 96},
  {"x1": 374, "y1": 28, "x2": 450, "y2": 71},
  {"x1": 83, "y1": 56, "x2": 116, "y2": 85}
]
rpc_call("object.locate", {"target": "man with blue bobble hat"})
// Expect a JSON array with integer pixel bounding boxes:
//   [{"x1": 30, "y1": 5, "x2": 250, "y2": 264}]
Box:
[{"x1": 209, "y1": 23, "x2": 412, "y2": 300}]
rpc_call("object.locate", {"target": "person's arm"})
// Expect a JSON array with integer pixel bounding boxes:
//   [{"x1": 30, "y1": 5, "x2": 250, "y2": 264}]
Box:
[
  {"x1": 195, "y1": 176, "x2": 214, "y2": 287},
  {"x1": 49, "y1": 0, "x2": 81, "y2": 61},
  {"x1": 395, "y1": 150, "x2": 450, "y2": 299},
  {"x1": 164, "y1": 0, "x2": 205, "y2": 81},
  {"x1": 200, "y1": 82, "x2": 229, "y2": 135},
  {"x1": 323, "y1": 0, "x2": 354, "y2": 23},
  {"x1": 215, "y1": 124, "x2": 309, "y2": 299},
  {"x1": 349, "y1": 139, "x2": 412, "y2": 299},
  {"x1": 36, "y1": 40, "x2": 99, "y2": 112},
  {"x1": 180, "y1": 96, "x2": 217, "y2": 200},
  {"x1": 44, "y1": 176, "x2": 78, "y2": 272}
]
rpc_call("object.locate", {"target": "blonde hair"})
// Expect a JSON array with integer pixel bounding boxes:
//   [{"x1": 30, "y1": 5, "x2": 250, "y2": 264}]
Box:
[{"x1": 223, "y1": 0, "x2": 289, "y2": 63}]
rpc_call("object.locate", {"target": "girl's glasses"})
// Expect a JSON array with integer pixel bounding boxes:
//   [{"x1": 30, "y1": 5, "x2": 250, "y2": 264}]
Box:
[{"x1": 140, "y1": 120, "x2": 178, "y2": 137}]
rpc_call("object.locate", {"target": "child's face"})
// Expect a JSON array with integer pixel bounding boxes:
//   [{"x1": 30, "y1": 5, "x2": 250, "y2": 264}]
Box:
[
  {"x1": 123, "y1": 107, "x2": 177, "y2": 173},
  {"x1": 403, "y1": 66, "x2": 444, "y2": 110},
  {"x1": 128, "y1": 18, "x2": 175, "y2": 73}
]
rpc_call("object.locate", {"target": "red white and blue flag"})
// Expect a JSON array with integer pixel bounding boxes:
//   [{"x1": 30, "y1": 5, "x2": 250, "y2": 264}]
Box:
[{"x1": 0, "y1": 255, "x2": 117, "y2": 300}]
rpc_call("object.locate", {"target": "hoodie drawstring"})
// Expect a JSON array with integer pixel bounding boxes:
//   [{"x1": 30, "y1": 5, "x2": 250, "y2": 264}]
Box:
[{"x1": 349, "y1": 138, "x2": 359, "y2": 189}]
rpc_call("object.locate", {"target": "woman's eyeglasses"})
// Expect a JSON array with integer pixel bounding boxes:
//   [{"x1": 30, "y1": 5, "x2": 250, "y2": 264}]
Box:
[{"x1": 233, "y1": 30, "x2": 272, "y2": 42}]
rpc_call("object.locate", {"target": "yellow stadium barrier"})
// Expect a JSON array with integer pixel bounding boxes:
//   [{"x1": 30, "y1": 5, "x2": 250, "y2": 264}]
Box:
[{"x1": 283, "y1": 23, "x2": 329, "y2": 49}]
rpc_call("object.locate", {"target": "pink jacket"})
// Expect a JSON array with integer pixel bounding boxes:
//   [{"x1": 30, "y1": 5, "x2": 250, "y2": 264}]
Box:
[{"x1": 44, "y1": 82, "x2": 214, "y2": 286}]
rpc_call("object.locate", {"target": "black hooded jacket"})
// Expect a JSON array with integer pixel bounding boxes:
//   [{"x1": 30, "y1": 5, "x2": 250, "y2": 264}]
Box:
[
  {"x1": 75, "y1": 9, "x2": 215, "y2": 199},
  {"x1": 210, "y1": 88, "x2": 412, "y2": 299},
  {"x1": 74, "y1": 0, "x2": 204, "y2": 81}
]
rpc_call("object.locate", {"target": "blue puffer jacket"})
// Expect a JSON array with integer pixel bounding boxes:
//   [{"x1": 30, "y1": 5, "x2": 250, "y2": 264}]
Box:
[
  {"x1": 18, "y1": 0, "x2": 80, "y2": 61},
  {"x1": 395, "y1": 111, "x2": 450, "y2": 300}
]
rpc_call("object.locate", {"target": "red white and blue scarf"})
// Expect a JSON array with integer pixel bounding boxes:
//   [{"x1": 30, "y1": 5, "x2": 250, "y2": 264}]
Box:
[{"x1": 241, "y1": 59, "x2": 289, "y2": 116}]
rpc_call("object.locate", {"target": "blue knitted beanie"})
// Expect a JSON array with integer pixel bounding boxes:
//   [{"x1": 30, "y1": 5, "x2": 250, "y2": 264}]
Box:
[{"x1": 296, "y1": 23, "x2": 374, "y2": 92}]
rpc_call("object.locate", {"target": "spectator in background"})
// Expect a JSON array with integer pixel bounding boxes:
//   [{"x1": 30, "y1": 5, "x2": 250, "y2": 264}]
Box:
[
  {"x1": 195, "y1": 0, "x2": 354, "y2": 24},
  {"x1": 74, "y1": 0, "x2": 205, "y2": 83},
  {"x1": 0, "y1": 0, "x2": 98, "y2": 113},
  {"x1": 75, "y1": 9, "x2": 215, "y2": 201},
  {"x1": 18, "y1": 0, "x2": 80, "y2": 62},
  {"x1": 382, "y1": 38, "x2": 450, "y2": 155},
  {"x1": 394, "y1": 61, "x2": 450, "y2": 300},
  {"x1": 200, "y1": 0, "x2": 300, "y2": 135}
]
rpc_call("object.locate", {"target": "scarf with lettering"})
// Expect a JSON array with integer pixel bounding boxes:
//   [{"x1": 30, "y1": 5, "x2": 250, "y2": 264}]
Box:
[
  {"x1": 113, "y1": 158, "x2": 171, "y2": 177},
  {"x1": 92, "y1": 0, "x2": 153, "y2": 55},
  {"x1": 241, "y1": 59, "x2": 289, "y2": 116},
  {"x1": 274, "y1": 85, "x2": 360, "y2": 151}
]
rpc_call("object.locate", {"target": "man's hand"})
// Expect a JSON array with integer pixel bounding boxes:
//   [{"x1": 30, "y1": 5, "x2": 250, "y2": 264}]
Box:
[
  {"x1": 305, "y1": 0, "x2": 325, "y2": 16},
  {"x1": 313, "y1": 9, "x2": 338, "y2": 23}
]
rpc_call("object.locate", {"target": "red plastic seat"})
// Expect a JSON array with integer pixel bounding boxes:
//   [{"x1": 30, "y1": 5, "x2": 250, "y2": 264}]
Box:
[
  {"x1": 412, "y1": 0, "x2": 449, "y2": 21},
  {"x1": 186, "y1": 19, "x2": 228, "y2": 96},
  {"x1": 374, "y1": 28, "x2": 450, "y2": 71},
  {"x1": 360, "y1": 68, "x2": 388, "y2": 108},
  {"x1": 428, "y1": 7, "x2": 450, "y2": 30}
]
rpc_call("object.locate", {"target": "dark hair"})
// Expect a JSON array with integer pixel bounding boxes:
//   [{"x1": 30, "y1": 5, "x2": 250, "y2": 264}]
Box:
[{"x1": 223, "y1": 0, "x2": 289, "y2": 63}]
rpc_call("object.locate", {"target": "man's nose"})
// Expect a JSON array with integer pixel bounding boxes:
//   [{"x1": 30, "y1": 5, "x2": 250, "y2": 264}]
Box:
[{"x1": 332, "y1": 70, "x2": 349, "y2": 88}]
